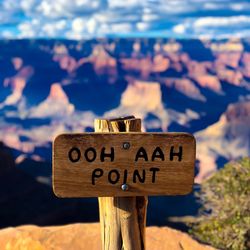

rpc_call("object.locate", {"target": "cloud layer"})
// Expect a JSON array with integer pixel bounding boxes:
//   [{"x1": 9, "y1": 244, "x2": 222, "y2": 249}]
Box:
[{"x1": 0, "y1": 0, "x2": 250, "y2": 39}]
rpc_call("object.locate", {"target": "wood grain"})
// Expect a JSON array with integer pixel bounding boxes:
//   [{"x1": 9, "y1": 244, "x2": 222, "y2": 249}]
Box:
[
  {"x1": 95, "y1": 117, "x2": 146, "y2": 250},
  {"x1": 53, "y1": 132, "x2": 195, "y2": 197}
]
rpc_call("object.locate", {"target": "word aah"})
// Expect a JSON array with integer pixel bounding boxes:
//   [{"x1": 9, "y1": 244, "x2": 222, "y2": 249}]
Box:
[{"x1": 68, "y1": 146, "x2": 183, "y2": 185}]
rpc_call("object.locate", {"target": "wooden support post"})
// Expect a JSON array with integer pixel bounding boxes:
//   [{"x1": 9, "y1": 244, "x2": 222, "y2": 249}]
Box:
[{"x1": 94, "y1": 116, "x2": 148, "y2": 250}]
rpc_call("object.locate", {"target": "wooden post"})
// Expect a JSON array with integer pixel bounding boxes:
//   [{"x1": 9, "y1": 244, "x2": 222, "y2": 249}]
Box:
[{"x1": 94, "y1": 116, "x2": 148, "y2": 250}]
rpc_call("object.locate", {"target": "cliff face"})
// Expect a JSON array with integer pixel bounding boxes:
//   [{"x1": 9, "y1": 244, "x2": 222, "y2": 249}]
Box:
[
  {"x1": 0, "y1": 39, "x2": 249, "y2": 164},
  {"x1": 0, "y1": 65, "x2": 34, "y2": 107},
  {"x1": 105, "y1": 80, "x2": 169, "y2": 130},
  {"x1": 0, "y1": 223, "x2": 216, "y2": 250},
  {"x1": 0, "y1": 142, "x2": 99, "y2": 229},
  {"x1": 195, "y1": 101, "x2": 250, "y2": 183},
  {"x1": 225, "y1": 101, "x2": 250, "y2": 123},
  {"x1": 0, "y1": 142, "x2": 15, "y2": 175},
  {"x1": 0, "y1": 38, "x2": 249, "y2": 229},
  {"x1": 29, "y1": 83, "x2": 75, "y2": 118}
]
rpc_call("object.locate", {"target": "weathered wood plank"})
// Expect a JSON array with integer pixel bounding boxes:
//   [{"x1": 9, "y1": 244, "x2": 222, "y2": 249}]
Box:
[
  {"x1": 95, "y1": 117, "x2": 146, "y2": 250},
  {"x1": 53, "y1": 132, "x2": 195, "y2": 198}
]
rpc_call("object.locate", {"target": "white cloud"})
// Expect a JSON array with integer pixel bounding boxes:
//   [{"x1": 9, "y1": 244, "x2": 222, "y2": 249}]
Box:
[
  {"x1": 203, "y1": 3, "x2": 222, "y2": 10},
  {"x1": 72, "y1": 18, "x2": 86, "y2": 33},
  {"x1": 157, "y1": 1, "x2": 196, "y2": 14},
  {"x1": 36, "y1": 0, "x2": 103, "y2": 18},
  {"x1": 18, "y1": 22, "x2": 37, "y2": 38},
  {"x1": 1, "y1": 30, "x2": 15, "y2": 38},
  {"x1": 142, "y1": 13, "x2": 158, "y2": 22},
  {"x1": 230, "y1": 3, "x2": 250, "y2": 11},
  {"x1": 18, "y1": 18, "x2": 69, "y2": 38},
  {"x1": 20, "y1": 0, "x2": 38, "y2": 12},
  {"x1": 86, "y1": 18, "x2": 97, "y2": 34},
  {"x1": 108, "y1": 0, "x2": 141, "y2": 8},
  {"x1": 194, "y1": 15, "x2": 250, "y2": 28},
  {"x1": 42, "y1": 20, "x2": 67, "y2": 37},
  {"x1": 172, "y1": 24, "x2": 186, "y2": 34},
  {"x1": 136, "y1": 22, "x2": 150, "y2": 31},
  {"x1": 110, "y1": 23, "x2": 133, "y2": 34},
  {"x1": 2, "y1": 0, "x2": 20, "y2": 11},
  {"x1": 55, "y1": 20, "x2": 67, "y2": 30},
  {"x1": 1, "y1": 0, "x2": 250, "y2": 39},
  {"x1": 37, "y1": 1, "x2": 54, "y2": 17}
]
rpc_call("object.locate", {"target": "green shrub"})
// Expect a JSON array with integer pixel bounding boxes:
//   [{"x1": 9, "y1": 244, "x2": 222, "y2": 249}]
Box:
[{"x1": 190, "y1": 157, "x2": 250, "y2": 250}]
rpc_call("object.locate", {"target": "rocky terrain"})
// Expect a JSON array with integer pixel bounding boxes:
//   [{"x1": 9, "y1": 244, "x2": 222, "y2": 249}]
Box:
[
  {"x1": 0, "y1": 38, "x2": 249, "y2": 229},
  {"x1": 0, "y1": 39, "x2": 249, "y2": 176},
  {"x1": 0, "y1": 223, "x2": 216, "y2": 250},
  {"x1": 195, "y1": 100, "x2": 250, "y2": 182}
]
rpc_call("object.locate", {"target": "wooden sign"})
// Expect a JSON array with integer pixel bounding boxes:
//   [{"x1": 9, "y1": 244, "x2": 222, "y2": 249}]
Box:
[{"x1": 53, "y1": 133, "x2": 195, "y2": 197}]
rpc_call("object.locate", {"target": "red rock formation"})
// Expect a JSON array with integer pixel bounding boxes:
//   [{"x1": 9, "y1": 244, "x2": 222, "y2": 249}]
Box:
[
  {"x1": 152, "y1": 54, "x2": 170, "y2": 72},
  {"x1": 2, "y1": 66, "x2": 34, "y2": 105},
  {"x1": 121, "y1": 57, "x2": 152, "y2": 78},
  {"x1": 29, "y1": 83, "x2": 74, "y2": 118},
  {"x1": 225, "y1": 101, "x2": 250, "y2": 123},
  {"x1": 195, "y1": 101, "x2": 250, "y2": 183},
  {"x1": 194, "y1": 75, "x2": 222, "y2": 93},
  {"x1": 187, "y1": 61, "x2": 208, "y2": 76},
  {"x1": 121, "y1": 54, "x2": 170, "y2": 78},
  {"x1": 210, "y1": 40, "x2": 243, "y2": 53},
  {"x1": 241, "y1": 52, "x2": 250, "y2": 78},
  {"x1": 11, "y1": 57, "x2": 23, "y2": 70},
  {"x1": 215, "y1": 52, "x2": 241, "y2": 68},
  {"x1": 48, "y1": 83, "x2": 70, "y2": 103},
  {"x1": 105, "y1": 80, "x2": 169, "y2": 130},
  {"x1": 164, "y1": 78, "x2": 206, "y2": 101},
  {"x1": 54, "y1": 55, "x2": 77, "y2": 73},
  {"x1": 216, "y1": 67, "x2": 243, "y2": 86},
  {"x1": 0, "y1": 223, "x2": 217, "y2": 250},
  {"x1": 88, "y1": 45, "x2": 117, "y2": 76}
]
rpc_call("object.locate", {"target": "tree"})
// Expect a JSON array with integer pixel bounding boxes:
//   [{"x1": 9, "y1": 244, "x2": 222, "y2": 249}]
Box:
[{"x1": 190, "y1": 157, "x2": 250, "y2": 250}]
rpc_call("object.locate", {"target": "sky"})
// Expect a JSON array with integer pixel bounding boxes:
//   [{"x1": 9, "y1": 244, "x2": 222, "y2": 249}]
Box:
[{"x1": 0, "y1": 0, "x2": 250, "y2": 39}]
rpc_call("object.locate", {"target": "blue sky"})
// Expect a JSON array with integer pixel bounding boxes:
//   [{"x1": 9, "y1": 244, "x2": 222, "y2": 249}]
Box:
[{"x1": 0, "y1": 0, "x2": 250, "y2": 39}]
